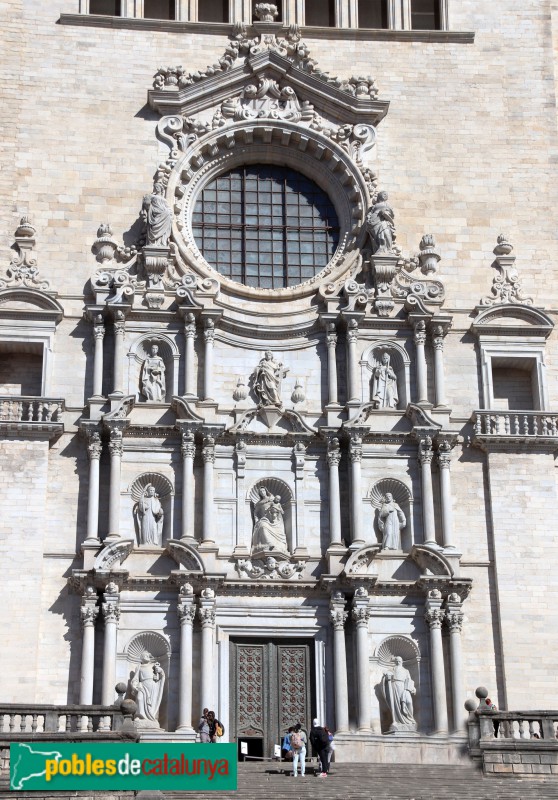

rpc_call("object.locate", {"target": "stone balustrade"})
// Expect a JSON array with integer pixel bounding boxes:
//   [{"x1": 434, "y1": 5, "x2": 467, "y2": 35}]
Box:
[
  {"x1": 478, "y1": 710, "x2": 558, "y2": 741},
  {"x1": 0, "y1": 702, "x2": 136, "y2": 740},
  {"x1": 473, "y1": 410, "x2": 558, "y2": 450},
  {"x1": 0, "y1": 396, "x2": 63, "y2": 423}
]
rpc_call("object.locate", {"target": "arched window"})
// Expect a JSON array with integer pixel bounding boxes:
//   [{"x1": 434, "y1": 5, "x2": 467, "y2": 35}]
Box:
[
  {"x1": 411, "y1": 0, "x2": 441, "y2": 30},
  {"x1": 144, "y1": 0, "x2": 175, "y2": 19},
  {"x1": 192, "y1": 165, "x2": 340, "y2": 289},
  {"x1": 358, "y1": 0, "x2": 388, "y2": 28}
]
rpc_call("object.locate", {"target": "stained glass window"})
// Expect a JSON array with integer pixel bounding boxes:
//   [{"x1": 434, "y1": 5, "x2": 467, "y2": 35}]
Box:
[{"x1": 192, "y1": 165, "x2": 340, "y2": 289}]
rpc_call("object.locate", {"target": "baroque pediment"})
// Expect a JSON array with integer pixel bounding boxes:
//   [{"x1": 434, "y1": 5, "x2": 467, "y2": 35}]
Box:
[{"x1": 228, "y1": 405, "x2": 316, "y2": 436}]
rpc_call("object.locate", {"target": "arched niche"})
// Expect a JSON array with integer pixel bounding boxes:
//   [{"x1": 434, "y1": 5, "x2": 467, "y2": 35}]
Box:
[
  {"x1": 368, "y1": 478, "x2": 414, "y2": 552},
  {"x1": 373, "y1": 635, "x2": 421, "y2": 735},
  {"x1": 127, "y1": 333, "x2": 179, "y2": 403},
  {"x1": 128, "y1": 472, "x2": 174, "y2": 547},
  {"x1": 247, "y1": 477, "x2": 295, "y2": 555},
  {"x1": 360, "y1": 340, "x2": 411, "y2": 409},
  {"x1": 123, "y1": 631, "x2": 171, "y2": 731}
]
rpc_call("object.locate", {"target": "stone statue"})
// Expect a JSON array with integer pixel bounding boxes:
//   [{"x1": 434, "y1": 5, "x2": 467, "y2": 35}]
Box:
[
  {"x1": 130, "y1": 650, "x2": 165, "y2": 727},
  {"x1": 135, "y1": 484, "x2": 164, "y2": 546},
  {"x1": 380, "y1": 656, "x2": 417, "y2": 732},
  {"x1": 377, "y1": 493, "x2": 406, "y2": 550},
  {"x1": 372, "y1": 352, "x2": 398, "y2": 409},
  {"x1": 142, "y1": 182, "x2": 172, "y2": 247},
  {"x1": 141, "y1": 344, "x2": 166, "y2": 402},
  {"x1": 365, "y1": 191, "x2": 395, "y2": 253},
  {"x1": 251, "y1": 487, "x2": 289, "y2": 556},
  {"x1": 252, "y1": 351, "x2": 289, "y2": 407}
]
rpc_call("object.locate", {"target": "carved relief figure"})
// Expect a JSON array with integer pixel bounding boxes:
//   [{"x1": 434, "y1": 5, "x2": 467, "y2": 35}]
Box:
[
  {"x1": 130, "y1": 650, "x2": 165, "y2": 726},
  {"x1": 141, "y1": 344, "x2": 166, "y2": 402},
  {"x1": 380, "y1": 656, "x2": 417, "y2": 732},
  {"x1": 251, "y1": 487, "x2": 289, "y2": 555},
  {"x1": 377, "y1": 493, "x2": 406, "y2": 550},
  {"x1": 142, "y1": 182, "x2": 172, "y2": 246},
  {"x1": 365, "y1": 191, "x2": 395, "y2": 253},
  {"x1": 135, "y1": 484, "x2": 164, "y2": 546},
  {"x1": 372, "y1": 352, "x2": 398, "y2": 409},
  {"x1": 252, "y1": 351, "x2": 289, "y2": 407}
]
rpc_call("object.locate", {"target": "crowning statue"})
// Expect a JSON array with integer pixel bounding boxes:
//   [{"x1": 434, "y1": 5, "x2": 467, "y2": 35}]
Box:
[
  {"x1": 130, "y1": 651, "x2": 165, "y2": 727},
  {"x1": 251, "y1": 487, "x2": 289, "y2": 556},
  {"x1": 252, "y1": 351, "x2": 289, "y2": 407},
  {"x1": 372, "y1": 352, "x2": 399, "y2": 409},
  {"x1": 141, "y1": 344, "x2": 166, "y2": 402},
  {"x1": 377, "y1": 493, "x2": 406, "y2": 550},
  {"x1": 365, "y1": 191, "x2": 395, "y2": 253},
  {"x1": 380, "y1": 656, "x2": 417, "y2": 733},
  {"x1": 135, "y1": 484, "x2": 164, "y2": 546},
  {"x1": 142, "y1": 182, "x2": 172, "y2": 246}
]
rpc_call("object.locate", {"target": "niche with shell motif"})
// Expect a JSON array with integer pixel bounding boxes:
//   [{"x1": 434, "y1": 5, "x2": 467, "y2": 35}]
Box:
[
  {"x1": 360, "y1": 341, "x2": 410, "y2": 408},
  {"x1": 368, "y1": 478, "x2": 413, "y2": 551},
  {"x1": 373, "y1": 635, "x2": 421, "y2": 734},
  {"x1": 127, "y1": 334, "x2": 179, "y2": 403},
  {"x1": 129, "y1": 472, "x2": 173, "y2": 546}
]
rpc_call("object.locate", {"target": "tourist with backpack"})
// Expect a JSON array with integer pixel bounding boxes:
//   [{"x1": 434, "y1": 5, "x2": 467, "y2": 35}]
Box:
[
  {"x1": 309, "y1": 718, "x2": 330, "y2": 776},
  {"x1": 290, "y1": 723, "x2": 307, "y2": 777}
]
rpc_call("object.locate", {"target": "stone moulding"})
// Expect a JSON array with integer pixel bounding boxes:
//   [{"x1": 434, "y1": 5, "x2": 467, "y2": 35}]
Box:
[
  {"x1": 166, "y1": 540, "x2": 205, "y2": 573},
  {"x1": 410, "y1": 544, "x2": 454, "y2": 578},
  {"x1": 93, "y1": 538, "x2": 134, "y2": 570}
]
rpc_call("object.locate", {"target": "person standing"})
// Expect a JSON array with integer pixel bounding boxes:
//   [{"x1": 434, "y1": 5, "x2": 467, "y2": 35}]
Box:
[
  {"x1": 199, "y1": 708, "x2": 210, "y2": 743},
  {"x1": 207, "y1": 710, "x2": 225, "y2": 742},
  {"x1": 290, "y1": 723, "x2": 307, "y2": 777},
  {"x1": 309, "y1": 718, "x2": 330, "y2": 777}
]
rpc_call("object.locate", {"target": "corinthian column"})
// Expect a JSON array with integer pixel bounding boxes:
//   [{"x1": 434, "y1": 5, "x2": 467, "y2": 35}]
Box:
[
  {"x1": 80, "y1": 590, "x2": 99, "y2": 705},
  {"x1": 425, "y1": 589, "x2": 448, "y2": 735},
  {"x1": 112, "y1": 311, "x2": 125, "y2": 396},
  {"x1": 101, "y1": 585, "x2": 120, "y2": 706},
  {"x1": 184, "y1": 313, "x2": 197, "y2": 397},
  {"x1": 432, "y1": 326, "x2": 447, "y2": 407},
  {"x1": 418, "y1": 436, "x2": 436, "y2": 546},
  {"x1": 413, "y1": 320, "x2": 428, "y2": 404},
  {"x1": 198, "y1": 588, "x2": 216, "y2": 713},
  {"x1": 203, "y1": 319, "x2": 215, "y2": 401},
  {"x1": 85, "y1": 432, "x2": 102, "y2": 544},
  {"x1": 437, "y1": 440, "x2": 455, "y2": 549},
  {"x1": 330, "y1": 592, "x2": 349, "y2": 732},
  {"x1": 201, "y1": 436, "x2": 215, "y2": 544},
  {"x1": 92, "y1": 315, "x2": 105, "y2": 398},
  {"x1": 181, "y1": 431, "x2": 196, "y2": 543},
  {"x1": 107, "y1": 428, "x2": 123, "y2": 541},
  {"x1": 347, "y1": 320, "x2": 360, "y2": 403},
  {"x1": 327, "y1": 438, "x2": 342, "y2": 546},
  {"x1": 445, "y1": 594, "x2": 466, "y2": 732},
  {"x1": 352, "y1": 589, "x2": 372, "y2": 732},
  {"x1": 349, "y1": 435, "x2": 364, "y2": 545},
  {"x1": 177, "y1": 584, "x2": 196, "y2": 732},
  {"x1": 326, "y1": 324, "x2": 339, "y2": 405}
]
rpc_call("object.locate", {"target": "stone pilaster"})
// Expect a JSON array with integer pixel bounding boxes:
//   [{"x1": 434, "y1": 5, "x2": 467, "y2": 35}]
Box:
[
  {"x1": 111, "y1": 311, "x2": 126, "y2": 397},
  {"x1": 431, "y1": 325, "x2": 447, "y2": 407},
  {"x1": 85, "y1": 432, "x2": 102, "y2": 545},
  {"x1": 327, "y1": 438, "x2": 342, "y2": 546},
  {"x1": 198, "y1": 588, "x2": 217, "y2": 713},
  {"x1": 79, "y1": 589, "x2": 99, "y2": 705},
  {"x1": 106, "y1": 428, "x2": 123, "y2": 541},
  {"x1": 201, "y1": 436, "x2": 215, "y2": 545},
  {"x1": 352, "y1": 588, "x2": 372, "y2": 731},
  {"x1": 101, "y1": 585, "x2": 120, "y2": 706},
  {"x1": 330, "y1": 592, "x2": 349, "y2": 732},
  {"x1": 184, "y1": 313, "x2": 197, "y2": 398},
  {"x1": 413, "y1": 320, "x2": 428, "y2": 404},
  {"x1": 180, "y1": 431, "x2": 196, "y2": 543},
  {"x1": 203, "y1": 319, "x2": 215, "y2": 401},
  {"x1": 349, "y1": 435, "x2": 364, "y2": 546},
  {"x1": 425, "y1": 589, "x2": 448, "y2": 735},
  {"x1": 347, "y1": 320, "x2": 359, "y2": 403},
  {"x1": 437, "y1": 440, "x2": 455, "y2": 549},
  {"x1": 177, "y1": 584, "x2": 196, "y2": 732},
  {"x1": 92, "y1": 315, "x2": 105, "y2": 399},
  {"x1": 293, "y1": 441, "x2": 307, "y2": 554},
  {"x1": 326, "y1": 323, "x2": 339, "y2": 405},
  {"x1": 418, "y1": 436, "x2": 436, "y2": 546},
  {"x1": 445, "y1": 593, "x2": 466, "y2": 732}
]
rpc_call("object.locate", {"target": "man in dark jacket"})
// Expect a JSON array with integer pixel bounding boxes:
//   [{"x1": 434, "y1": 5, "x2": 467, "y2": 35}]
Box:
[{"x1": 309, "y1": 718, "x2": 330, "y2": 776}]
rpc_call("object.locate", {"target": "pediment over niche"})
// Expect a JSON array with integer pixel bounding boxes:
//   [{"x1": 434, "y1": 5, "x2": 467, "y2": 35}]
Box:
[
  {"x1": 228, "y1": 406, "x2": 317, "y2": 436},
  {"x1": 410, "y1": 544, "x2": 453, "y2": 577},
  {"x1": 166, "y1": 540, "x2": 205, "y2": 573},
  {"x1": 472, "y1": 304, "x2": 554, "y2": 339},
  {"x1": 93, "y1": 537, "x2": 134, "y2": 570},
  {"x1": 344, "y1": 545, "x2": 421, "y2": 582},
  {"x1": 0, "y1": 288, "x2": 63, "y2": 321},
  {"x1": 148, "y1": 31, "x2": 389, "y2": 129}
]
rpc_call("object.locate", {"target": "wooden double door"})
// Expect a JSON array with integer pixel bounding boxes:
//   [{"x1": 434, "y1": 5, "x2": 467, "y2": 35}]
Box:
[{"x1": 230, "y1": 639, "x2": 314, "y2": 759}]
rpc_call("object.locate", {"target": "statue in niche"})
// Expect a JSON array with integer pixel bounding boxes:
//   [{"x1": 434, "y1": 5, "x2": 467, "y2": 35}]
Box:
[
  {"x1": 130, "y1": 650, "x2": 165, "y2": 727},
  {"x1": 142, "y1": 182, "x2": 172, "y2": 247},
  {"x1": 251, "y1": 487, "x2": 289, "y2": 556},
  {"x1": 372, "y1": 352, "x2": 399, "y2": 409},
  {"x1": 135, "y1": 484, "x2": 164, "y2": 546},
  {"x1": 141, "y1": 344, "x2": 166, "y2": 402},
  {"x1": 251, "y1": 351, "x2": 289, "y2": 407},
  {"x1": 380, "y1": 656, "x2": 417, "y2": 732},
  {"x1": 365, "y1": 191, "x2": 395, "y2": 254},
  {"x1": 377, "y1": 493, "x2": 406, "y2": 550}
]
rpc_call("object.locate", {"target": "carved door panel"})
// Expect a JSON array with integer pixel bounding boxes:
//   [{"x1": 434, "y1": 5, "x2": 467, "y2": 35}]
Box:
[{"x1": 230, "y1": 640, "x2": 313, "y2": 758}]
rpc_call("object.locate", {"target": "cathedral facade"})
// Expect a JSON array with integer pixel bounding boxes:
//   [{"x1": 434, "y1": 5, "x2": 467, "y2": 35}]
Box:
[{"x1": 1, "y1": 0, "x2": 558, "y2": 764}]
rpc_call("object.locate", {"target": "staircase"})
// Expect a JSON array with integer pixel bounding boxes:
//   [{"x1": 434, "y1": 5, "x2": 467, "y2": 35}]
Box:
[{"x1": 163, "y1": 760, "x2": 558, "y2": 800}]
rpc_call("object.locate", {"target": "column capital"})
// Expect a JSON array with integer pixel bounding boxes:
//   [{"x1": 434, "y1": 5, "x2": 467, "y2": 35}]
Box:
[
  {"x1": 203, "y1": 318, "x2": 215, "y2": 343},
  {"x1": 425, "y1": 607, "x2": 444, "y2": 629},
  {"x1": 184, "y1": 312, "x2": 197, "y2": 339},
  {"x1": 87, "y1": 431, "x2": 102, "y2": 460},
  {"x1": 347, "y1": 319, "x2": 359, "y2": 344},
  {"x1": 431, "y1": 324, "x2": 446, "y2": 351},
  {"x1": 437, "y1": 439, "x2": 453, "y2": 469},
  {"x1": 198, "y1": 606, "x2": 216, "y2": 628},
  {"x1": 93, "y1": 323, "x2": 105, "y2": 341},
  {"x1": 349, "y1": 435, "x2": 363, "y2": 463},
  {"x1": 445, "y1": 609, "x2": 464, "y2": 632},
  {"x1": 418, "y1": 435, "x2": 434, "y2": 465},
  {"x1": 202, "y1": 435, "x2": 215, "y2": 463},
  {"x1": 102, "y1": 599, "x2": 120, "y2": 625},
  {"x1": 327, "y1": 437, "x2": 341, "y2": 467},
  {"x1": 293, "y1": 441, "x2": 306, "y2": 472},
  {"x1": 178, "y1": 600, "x2": 196, "y2": 625},
  {"x1": 181, "y1": 430, "x2": 196, "y2": 459},
  {"x1": 352, "y1": 606, "x2": 371, "y2": 627},
  {"x1": 81, "y1": 603, "x2": 99, "y2": 629},
  {"x1": 413, "y1": 319, "x2": 427, "y2": 346},
  {"x1": 113, "y1": 319, "x2": 126, "y2": 336},
  {"x1": 331, "y1": 608, "x2": 349, "y2": 630},
  {"x1": 108, "y1": 429, "x2": 123, "y2": 458},
  {"x1": 327, "y1": 323, "x2": 338, "y2": 348}
]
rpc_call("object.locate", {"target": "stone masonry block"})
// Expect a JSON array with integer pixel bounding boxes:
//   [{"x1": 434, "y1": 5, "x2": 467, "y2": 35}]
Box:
[
  {"x1": 483, "y1": 753, "x2": 503, "y2": 763},
  {"x1": 520, "y1": 753, "x2": 542, "y2": 764},
  {"x1": 531, "y1": 764, "x2": 552, "y2": 774},
  {"x1": 540, "y1": 754, "x2": 558, "y2": 764},
  {"x1": 493, "y1": 763, "x2": 514, "y2": 773}
]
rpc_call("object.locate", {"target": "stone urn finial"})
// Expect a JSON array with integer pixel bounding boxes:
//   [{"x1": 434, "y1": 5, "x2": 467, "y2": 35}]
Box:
[
  {"x1": 15, "y1": 216, "x2": 36, "y2": 240},
  {"x1": 254, "y1": 3, "x2": 278, "y2": 22},
  {"x1": 493, "y1": 233, "x2": 513, "y2": 256}
]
